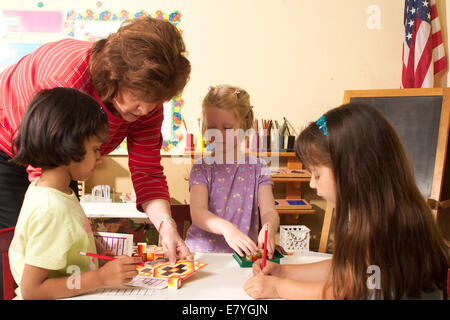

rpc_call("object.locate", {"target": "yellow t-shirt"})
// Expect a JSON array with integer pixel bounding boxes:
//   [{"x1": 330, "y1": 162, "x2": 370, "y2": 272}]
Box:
[{"x1": 9, "y1": 179, "x2": 98, "y2": 299}]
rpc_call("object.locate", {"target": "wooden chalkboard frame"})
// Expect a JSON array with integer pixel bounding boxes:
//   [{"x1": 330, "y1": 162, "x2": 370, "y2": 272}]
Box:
[{"x1": 343, "y1": 88, "x2": 450, "y2": 204}]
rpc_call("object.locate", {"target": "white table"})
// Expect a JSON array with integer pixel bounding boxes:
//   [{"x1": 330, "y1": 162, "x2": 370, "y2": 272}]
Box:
[
  {"x1": 81, "y1": 202, "x2": 147, "y2": 219},
  {"x1": 66, "y1": 251, "x2": 331, "y2": 300}
]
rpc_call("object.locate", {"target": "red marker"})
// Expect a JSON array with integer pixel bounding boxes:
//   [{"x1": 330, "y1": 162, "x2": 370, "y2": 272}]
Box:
[
  {"x1": 78, "y1": 251, "x2": 115, "y2": 261},
  {"x1": 262, "y1": 224, "x2": 268, "y2": 268},
  {"x1": 78, "y1": 251, "x2": 145, "y2": 266}
]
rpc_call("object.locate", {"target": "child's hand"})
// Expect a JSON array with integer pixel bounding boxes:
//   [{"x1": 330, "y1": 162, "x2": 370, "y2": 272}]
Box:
[
  {"x1": 222, "y1": 223, "x2": 258, "y2": 257},
  {"x1": 257, "y1": 224, "x2": 276, "y2": 259},
  {"x1": 252, "y1": 259, "x2": 281, "y2": 277},
  {"x1": 244, "y1": 275, "x2": 281, "y2": 299},
  {"x1": 98, "y1": 255, "x2": 141, "y2": 287},
  {"x1": 97, "y1": 250, "x2": 115, "y2": 267}
]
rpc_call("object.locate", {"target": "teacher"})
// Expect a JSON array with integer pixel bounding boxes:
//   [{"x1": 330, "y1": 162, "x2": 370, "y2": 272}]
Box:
[{"x1": 0, "y1": 17, "x2": 191, "y2": 263}]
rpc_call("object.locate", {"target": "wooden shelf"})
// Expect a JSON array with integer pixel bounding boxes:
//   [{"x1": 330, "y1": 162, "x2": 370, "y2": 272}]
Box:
[
  {"x1": 277, "y1": 209, "x2": 315, "y2": 214},
  {"x1": 272, "y1": 177, "x2": 311, "y2": 182}
]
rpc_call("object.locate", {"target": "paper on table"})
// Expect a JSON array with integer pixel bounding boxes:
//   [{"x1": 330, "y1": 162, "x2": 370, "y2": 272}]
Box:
[
  {"x1": 126, "y1": 276, "x2": 168, "y2": 289},
  {"x1": 94, "y1": 287, "x2": 163, "y2": 296}
]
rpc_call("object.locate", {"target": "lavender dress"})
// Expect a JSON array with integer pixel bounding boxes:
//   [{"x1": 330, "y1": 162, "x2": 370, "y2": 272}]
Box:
[{"x1": 186, "y1": 155, "x2": 273, "y2": 253}]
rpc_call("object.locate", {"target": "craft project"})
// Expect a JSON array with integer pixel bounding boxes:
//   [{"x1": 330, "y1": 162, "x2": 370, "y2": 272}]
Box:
[
  {"x1": 274, "y1": 199, "x2": 312, "y2": 210},
  {"x1": 127, "y1": 245, "x2": 207, "y2": 289},
  {"x1": 132, "y1": 259, "x2": 207, "y2": 289},
  {"x1": 233, "y1": 249, "x2": 284, "y2": 268}
]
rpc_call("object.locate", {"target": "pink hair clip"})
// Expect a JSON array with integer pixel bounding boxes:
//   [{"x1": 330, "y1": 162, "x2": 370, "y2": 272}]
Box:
[{"x1": 235, "y1": 89, "x2": 240, "y2": 95}]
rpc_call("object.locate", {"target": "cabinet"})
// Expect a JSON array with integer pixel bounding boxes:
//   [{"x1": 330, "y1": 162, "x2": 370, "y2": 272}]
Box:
[
  {"x1": 188, "y1": 151, "x2": 313, "y2": 214},
  {"x1": 265, "y1": 152, "x2": 315, "y2": 215}
]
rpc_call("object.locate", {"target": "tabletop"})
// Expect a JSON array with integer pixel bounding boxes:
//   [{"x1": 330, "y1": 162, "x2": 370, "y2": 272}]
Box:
[{"x1": 65, "y1": 251, "x2": 332, "y2": 300}]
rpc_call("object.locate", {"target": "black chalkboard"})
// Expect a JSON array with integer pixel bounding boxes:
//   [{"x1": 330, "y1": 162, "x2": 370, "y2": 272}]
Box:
[{"x1": 349, "y1": 95, "x2": 442, "y2": 199}]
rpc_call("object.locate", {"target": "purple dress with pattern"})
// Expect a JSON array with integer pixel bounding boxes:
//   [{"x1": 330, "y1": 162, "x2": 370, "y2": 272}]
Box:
[{"x1": 186, "y1": 155, "x2": 273, "y2": 253}]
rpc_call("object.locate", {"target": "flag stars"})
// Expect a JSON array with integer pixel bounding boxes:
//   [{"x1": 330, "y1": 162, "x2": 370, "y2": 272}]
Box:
[
  {"x1": 406, "y1": 33, "x2": 412, "y2": 40},
  {"x1": 422, "y1": 0, "x2": 429, "y2": 8},
  {"x1": 408, "y1": 19, "x2": 414, "y2": 27}
]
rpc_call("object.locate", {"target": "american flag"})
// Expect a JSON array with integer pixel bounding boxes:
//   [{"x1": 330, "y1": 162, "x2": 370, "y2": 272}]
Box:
[{"x1": 402, "y1": 0, "x2": 446, "y2": 88}]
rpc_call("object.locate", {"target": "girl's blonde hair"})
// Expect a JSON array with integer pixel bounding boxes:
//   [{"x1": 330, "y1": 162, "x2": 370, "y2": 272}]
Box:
[{"x1": 201, "y1": 84, "x2": 254, "y2": 133}]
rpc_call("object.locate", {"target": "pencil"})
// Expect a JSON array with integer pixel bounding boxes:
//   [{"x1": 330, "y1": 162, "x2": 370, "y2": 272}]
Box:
[
  {"x1": 78, "y1": 251, "x2": 115, "y2": 261},
  {"x1": 78, "y1": 251, "x2": 146, "y2": 266},
  {"x1": 183, "y1": 119, "x2": 188, "y2": 133},
  {"x1": 262, "y1": 224, "x2": 268, "y2": 268}
]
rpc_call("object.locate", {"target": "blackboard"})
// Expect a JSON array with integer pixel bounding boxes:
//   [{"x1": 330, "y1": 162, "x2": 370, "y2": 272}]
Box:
[{"x1": 343, "y1": 89, "x2": 450, "y2": 201}]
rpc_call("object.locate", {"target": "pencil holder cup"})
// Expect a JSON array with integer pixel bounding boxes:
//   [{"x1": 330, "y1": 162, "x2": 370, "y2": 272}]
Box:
[
  {"x1": 260, "y1": 134, "x2": 270, "y2": 152},
  {"x1": 250, "y1": 134, "x2": 259, "y2": 152},
  {"x1": 185, "y1": 134, "x2": 194, "y2": 151},
  {"x1": 278, "y1": 136, "x2": 286, "y2": 152},
  {"x1": 287, "y1": 135, "x2": 295, "y2": 152}
]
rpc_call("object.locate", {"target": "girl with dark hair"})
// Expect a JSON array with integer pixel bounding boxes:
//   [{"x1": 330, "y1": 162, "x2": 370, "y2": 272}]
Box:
[
  {"x1": 244, "y1": 102, "x2": 449, "y2": 299},
  {"x1": 9, "y1": 88, "x2": 142, "y2": 299}
]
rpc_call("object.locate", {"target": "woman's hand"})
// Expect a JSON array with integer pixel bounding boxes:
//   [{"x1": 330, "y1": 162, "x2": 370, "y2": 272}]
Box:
[
  {"x1": 222, "y1": 222, "x2": 258, "y2": 257},
  {"x1": 159, "y1": 218, "x2": 192, "y2": 264}
]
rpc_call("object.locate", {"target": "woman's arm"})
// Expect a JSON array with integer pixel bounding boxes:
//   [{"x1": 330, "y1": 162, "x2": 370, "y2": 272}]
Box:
[{"x1": 141, "y1": 199, "x2": 191, "y2": 263}]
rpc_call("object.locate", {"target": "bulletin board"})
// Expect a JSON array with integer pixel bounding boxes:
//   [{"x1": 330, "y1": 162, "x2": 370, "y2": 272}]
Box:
[{"x1": 0, "y1": 4, "x2": 186, "y2": 155}]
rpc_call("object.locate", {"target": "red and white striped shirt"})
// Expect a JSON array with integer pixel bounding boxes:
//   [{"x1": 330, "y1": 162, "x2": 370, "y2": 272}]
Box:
[{"x1": 0, "y1": 38, "x2": 170, "y2": 207}]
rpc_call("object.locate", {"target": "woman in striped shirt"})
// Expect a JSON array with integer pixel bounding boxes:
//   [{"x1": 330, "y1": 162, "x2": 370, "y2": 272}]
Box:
[{"x1": 0, "y1": 17, "x2": 192, "y2": 264}]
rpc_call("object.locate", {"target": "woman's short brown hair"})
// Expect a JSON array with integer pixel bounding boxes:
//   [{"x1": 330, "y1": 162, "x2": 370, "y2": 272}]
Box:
[
  {"x1": 11, "y1": 87, "x2": 108, "y2": 169},
  {"x1": 89, "y1": 17, "x2": 191, "y2": 103}
]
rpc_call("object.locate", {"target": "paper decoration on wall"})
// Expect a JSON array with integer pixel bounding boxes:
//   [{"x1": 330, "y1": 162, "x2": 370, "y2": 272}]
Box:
[
  {"x1": 65, "y1": 9, "x2": 182, "y2": 40},
  {"x1": 1, "y1": 10, "x2": 62, "y2": 33},
  {"x1": 0, "y1": 43, "x2": 42, "y2": 65},
  {"x1": 162, "y1": 96, "x2": 185, "y2": 153},
  {"x1": 109, "y1": 95, "x2": 185, "y2": 155},
  {"x1": 109, "y1": 138, "x2": 128, "y2": 155},
  {"x1": 0, "y1": 10, "x2": 63, "y2": 69}
]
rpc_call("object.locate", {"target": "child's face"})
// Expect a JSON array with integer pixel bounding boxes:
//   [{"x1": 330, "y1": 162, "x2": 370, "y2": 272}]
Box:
[
  {"x1": 68, "y1": 136, "x2": 103, "y2": 181},
  {"x1": 204, "y1": 105, "x2": 242, "y2": 153},
  {"x1": 307, "y1": 165, "x2": 336, "y2": 208},
  {"x1": 112, "y1": 86, "x2": 162, "y2": 122}
]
